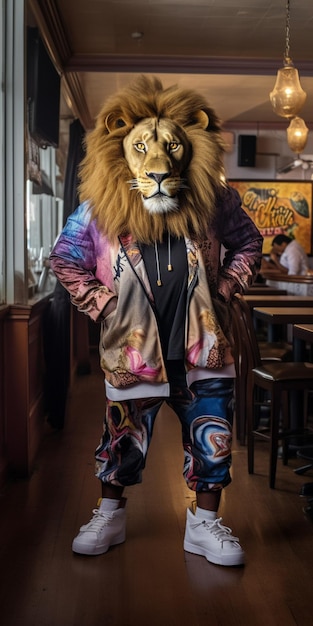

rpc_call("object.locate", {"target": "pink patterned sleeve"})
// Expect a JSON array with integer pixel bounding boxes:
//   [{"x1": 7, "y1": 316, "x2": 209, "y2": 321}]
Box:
[{"x1": 50, "y1": 203, "x2": 116, "y2": 322}]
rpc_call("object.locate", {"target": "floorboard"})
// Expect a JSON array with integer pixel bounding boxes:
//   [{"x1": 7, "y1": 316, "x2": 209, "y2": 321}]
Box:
[{"x1": 1, "y1": 352, "x2": 313, "y2": 626}]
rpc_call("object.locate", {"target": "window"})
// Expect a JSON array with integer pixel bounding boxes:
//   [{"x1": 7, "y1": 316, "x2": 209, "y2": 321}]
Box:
[
  {"x1": 3, "y1": 2, "x2": 67, "y2": 303},
  {"x1": 0, "y1": 0, "x2": 5, "y2": 303},
  {"x1": 5, "y1": 0, "x2": 27, "y2": 304},
  {"x1": 26, "y1": 25, "x2": 64, "y2": 295},
  {"x1": 26, "y1": 145, "x2": 63, "y2": 293}
]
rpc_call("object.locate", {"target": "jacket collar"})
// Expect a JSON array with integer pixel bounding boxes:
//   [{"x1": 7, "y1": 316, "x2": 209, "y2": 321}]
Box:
[{"x1": 119, "y1": 233, "x2": 199, "y2": 289}]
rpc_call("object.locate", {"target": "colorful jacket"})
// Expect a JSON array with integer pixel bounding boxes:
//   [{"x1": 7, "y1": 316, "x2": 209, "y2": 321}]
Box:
[{"x1": 50, "y1": 186, "x2": 263, "y2": 399}]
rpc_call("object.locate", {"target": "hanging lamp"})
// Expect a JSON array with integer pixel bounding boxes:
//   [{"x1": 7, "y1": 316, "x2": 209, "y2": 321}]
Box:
[
  {"x1": 286, "y1": 116, "x2": 309, "y2": 153},
  {"x1": 269, "y1": 0, "x2": 306, "y2": 119}
]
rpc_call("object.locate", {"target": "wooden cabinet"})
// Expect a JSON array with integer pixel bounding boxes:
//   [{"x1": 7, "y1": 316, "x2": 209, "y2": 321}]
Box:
[
  {"x1": 2, "y1": 293, "x2": 91, "y2": 480},
  {"x1": 4, "y1": 297, "x2": 50, "y2": 477},
  {"x1": 0, "y1": 306, "x2": 9, "y2": 485}
]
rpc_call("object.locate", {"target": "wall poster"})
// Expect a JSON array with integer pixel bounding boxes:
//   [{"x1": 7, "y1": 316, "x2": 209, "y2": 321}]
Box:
[{"x1": 229, "y1": 180, "x2": 313, "y2": 254}]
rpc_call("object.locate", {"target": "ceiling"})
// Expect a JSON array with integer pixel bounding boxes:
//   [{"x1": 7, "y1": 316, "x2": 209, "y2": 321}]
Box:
[{"x1": 28, "y1": 0, "x2": 313, "y2": 136}]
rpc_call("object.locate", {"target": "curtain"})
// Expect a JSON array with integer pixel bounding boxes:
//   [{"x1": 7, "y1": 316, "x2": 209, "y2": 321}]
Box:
[
  {"x1": 44, "y1": 119, "x2": 86, "y2": 429},
  {"x1": 63, "y1": 119, "x2": 86, "y2": 223}
]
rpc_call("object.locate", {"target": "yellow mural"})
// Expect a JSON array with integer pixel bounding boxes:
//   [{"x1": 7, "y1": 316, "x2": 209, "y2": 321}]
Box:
[{"x1": 229, "y1": 180, "x2": 312, "y2": 254}]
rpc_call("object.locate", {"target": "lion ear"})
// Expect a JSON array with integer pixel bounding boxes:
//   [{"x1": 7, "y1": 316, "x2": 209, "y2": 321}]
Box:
[
  {"x1": 192, "y1": 110, "x2": 209, "y2": 129},
  {"x1": 105, "y1": 113, "x2": 127, "y2": 133}
]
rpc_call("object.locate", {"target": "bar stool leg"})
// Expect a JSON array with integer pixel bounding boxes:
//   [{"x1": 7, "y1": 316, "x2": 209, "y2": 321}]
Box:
[
  {"x1": 247, "y1": 379, "x2": 255, "y2": 475},
  {"x1": 269, "y1": 385, "x2": 281, "y2": 489}
]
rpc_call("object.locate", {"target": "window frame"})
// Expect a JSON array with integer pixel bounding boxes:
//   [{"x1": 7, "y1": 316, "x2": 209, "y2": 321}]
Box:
[
  {"x1": 0, "y1": 0, "x2": 5, "y2": 303},
  {"x1": 5, "y1": 0, "x2": 27, "y2": 304}
]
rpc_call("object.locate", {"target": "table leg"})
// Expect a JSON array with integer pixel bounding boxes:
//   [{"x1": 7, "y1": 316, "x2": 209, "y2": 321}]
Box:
[
  {"x1": 267, "y1": 323, "x2": 285, "y2": 342},
  {"x1": 293, "y1": 337, "x2": 307, "y2": 362}
]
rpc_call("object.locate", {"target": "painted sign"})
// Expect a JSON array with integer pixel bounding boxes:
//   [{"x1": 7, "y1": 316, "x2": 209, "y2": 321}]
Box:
[{"x1": 229, "y1": 180, "x2": 312, "y2": 254}]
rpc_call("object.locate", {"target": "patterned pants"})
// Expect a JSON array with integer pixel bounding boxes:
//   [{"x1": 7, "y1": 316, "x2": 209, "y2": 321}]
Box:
[{"x1": 95, "y1": 376, "x2": 234, "y2": 492}]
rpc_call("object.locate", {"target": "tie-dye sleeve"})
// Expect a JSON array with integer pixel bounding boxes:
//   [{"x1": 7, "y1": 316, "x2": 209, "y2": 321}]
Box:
[{"x1": 50, "y1": 203, "x2": 116, "y2": 322}]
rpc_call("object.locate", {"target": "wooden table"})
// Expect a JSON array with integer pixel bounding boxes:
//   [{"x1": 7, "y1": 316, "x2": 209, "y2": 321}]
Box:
[
  {"x1": 246, "y1": 287, "x2": 288, "y2": 295},
  {"x1": 262, "y1": 272, "x2": 313, "y2": 297},
  {"x1": 293, "y1": 323, "x2": 313, "y2": 361},
  {"x1": 253, "y1": 312, "x2": 313, "y2": 429},
  {"x1": 293, "y1": 323, "x2": 313, "y2": 342},
  {"x1": 253, "y1": 307, "x2": 313, "y2": 342},
  {"x1": 244, "y1": 295, "x2": 313, "y2": 309},
  {"x1": 292, "y1": 324, "x2": 313, "y2": 432}
]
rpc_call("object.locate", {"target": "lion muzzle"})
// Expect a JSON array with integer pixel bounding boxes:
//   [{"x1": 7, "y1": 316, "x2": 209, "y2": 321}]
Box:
[{"x1": 123, "y1": 117, "x2": 190, "y2": 213}]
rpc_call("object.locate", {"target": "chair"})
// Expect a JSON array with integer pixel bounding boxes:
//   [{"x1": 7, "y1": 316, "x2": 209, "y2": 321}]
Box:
[
  {"x1": 231, "y1": 294, "x2": 313, "y2": 488},
  {"x1": 232, "y1": 297, "x2": 292, "y2": 446}
]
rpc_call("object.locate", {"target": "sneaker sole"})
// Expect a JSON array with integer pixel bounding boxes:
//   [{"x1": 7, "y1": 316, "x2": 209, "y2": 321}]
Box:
[
  {"x1": 72, "y1": 533, "x2": 126, "y2": 556},
  {"x1": 184, "y1": 539, "x2": 245, "y2": 567}
]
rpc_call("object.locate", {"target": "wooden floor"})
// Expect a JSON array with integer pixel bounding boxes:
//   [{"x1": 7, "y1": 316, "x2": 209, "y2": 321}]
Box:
[{"x1": 1, "y1": 352, "x2": 313, "y2": 626}]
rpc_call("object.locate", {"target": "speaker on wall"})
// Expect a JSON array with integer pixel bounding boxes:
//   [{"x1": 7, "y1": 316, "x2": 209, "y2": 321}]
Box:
[{"x1": 237, "y1": 135, "x2": 257, "y2": 167}]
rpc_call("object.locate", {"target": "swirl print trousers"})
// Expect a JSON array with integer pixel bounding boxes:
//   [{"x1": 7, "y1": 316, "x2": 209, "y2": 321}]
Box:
[{"x1": 95, "y1": 377, "x2": 234, "y2": 492}]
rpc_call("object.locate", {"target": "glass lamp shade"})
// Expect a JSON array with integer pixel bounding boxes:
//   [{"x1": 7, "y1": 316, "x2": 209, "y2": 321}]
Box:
[
  {"x1": 269, "y1": 65, "x2": 307, "y2": 118},
  {"x1": 287, "y1": 116, "x2": 309, "y2": 153}
]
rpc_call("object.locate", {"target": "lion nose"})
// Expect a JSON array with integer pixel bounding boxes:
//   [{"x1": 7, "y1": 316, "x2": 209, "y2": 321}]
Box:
[{"x1": 146, "y1": 171, "x2": 170, "y2": 183}]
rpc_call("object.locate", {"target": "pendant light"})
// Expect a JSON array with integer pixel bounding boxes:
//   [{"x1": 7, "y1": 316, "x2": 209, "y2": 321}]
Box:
[
  {"x1": 286, "y1": 116, "x2": 309, "y2": 154},
  {"x1": 269, "y1": 0, "x2": 307, "y2": 119}
]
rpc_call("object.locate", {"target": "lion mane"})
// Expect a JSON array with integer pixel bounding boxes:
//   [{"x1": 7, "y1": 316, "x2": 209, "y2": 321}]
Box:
[{"x1": 79, "y1": 75, "x2": 226, "y2": 243}]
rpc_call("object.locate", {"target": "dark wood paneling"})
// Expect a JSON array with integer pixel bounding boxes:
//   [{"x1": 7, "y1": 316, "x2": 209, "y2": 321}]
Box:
[
  {"x1": 0, "y1": 306, "x2": 10, "y2": 486},
  {"x1": 4, "y1": 297, "x2": 50, "y2": 476}
]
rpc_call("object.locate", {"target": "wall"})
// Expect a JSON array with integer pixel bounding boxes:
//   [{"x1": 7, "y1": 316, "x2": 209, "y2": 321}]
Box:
[
  {"x1": 224, "y1": 126, "x2": 313, "y2": 269},
  {"x1": 224, "y1": 128, "x2": 313, "y2": 182}
]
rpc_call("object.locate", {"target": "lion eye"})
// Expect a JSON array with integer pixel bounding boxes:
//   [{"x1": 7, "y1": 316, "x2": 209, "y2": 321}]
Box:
[
  {"x1": 134, "y1": 142, "x2": 146, "y2": 153},
  {"x1": 169, "y1": 142, "x2": 180, "y2": 152}
]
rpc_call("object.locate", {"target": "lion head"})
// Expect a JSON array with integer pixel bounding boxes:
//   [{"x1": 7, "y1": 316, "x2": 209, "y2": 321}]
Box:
[{"x1": 79, "y1": 76, "x2": 226, "y2": 243}]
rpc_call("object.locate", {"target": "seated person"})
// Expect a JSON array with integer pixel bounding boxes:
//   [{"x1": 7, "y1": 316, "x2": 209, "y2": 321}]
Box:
[{"x1": 269, "y1": 234, "x2": 310, "y2": 275}]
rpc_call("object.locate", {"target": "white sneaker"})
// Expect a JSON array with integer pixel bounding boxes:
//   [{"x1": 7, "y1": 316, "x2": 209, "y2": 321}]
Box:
[
  {"x1": 184, "y1": 506, "x2": 245, "y2": 566},
  {"x1": 72, "y1": 498, "x2": 126, "y2": 555}
]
